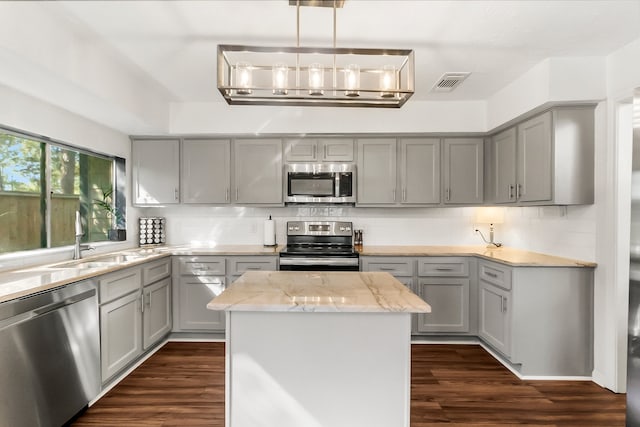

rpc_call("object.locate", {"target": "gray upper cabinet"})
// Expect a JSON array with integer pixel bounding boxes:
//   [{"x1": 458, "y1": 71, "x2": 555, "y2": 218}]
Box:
[
  {"x1": 489, "y1": 107, "x2": 594, "y2": 205},
  {"x1": 442, "y1": 138, "x2": 484, "y2": 204},
  {"x1": 399, "y1": 138, "x2": 441, "y2": 204},
  {"x1": 356, "y1": 138, "x2": 397, "y2": 205},
  {"x1": 517, "y1": 112, "x2": 552, "y2": 203},
  {"x1": 491, "y1": 128, "x2": 517, "y2": 203},
  {"x1": 284, "y1": 138, "x2": 354, "y2": 162},
  {"x1": 234, "y1": 139, "x2": 283, "y2": 205},
  {"x1": 132, "y1": 139, "x2": 180, "y2": 205},
  {"x1": 181, "y1": 139, "x2": 231, "y2": 204}
]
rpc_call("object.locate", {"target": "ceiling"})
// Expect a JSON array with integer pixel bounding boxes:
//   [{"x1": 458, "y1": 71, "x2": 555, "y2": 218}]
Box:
[
  {"x1": 1, "y1": 0, "x2": 640, "y2": 135},
  {"x1": 54, "y1": 0, "x2": 640, "y2": 103}
]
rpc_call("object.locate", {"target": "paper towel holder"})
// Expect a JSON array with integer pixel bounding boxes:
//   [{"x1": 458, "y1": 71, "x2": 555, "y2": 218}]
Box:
[{"x1": 263, "y1": 215, "x2": 277, "y2": 247}]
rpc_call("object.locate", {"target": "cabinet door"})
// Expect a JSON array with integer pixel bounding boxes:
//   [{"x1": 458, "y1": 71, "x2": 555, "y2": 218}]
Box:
[
  {"x1": 178, "y1": 276, "x2": 226, "y2": 331},
  {"x1": 284, "y1": 138, "x2": 317, "y2": 162},
  {"x1": 492, "y1": 128, "x2": 517, "y2": 204},
  {"x1": 320, "y1": 139, "x2": 354, "y2": 162},
  {"x1": 182, "y1": 139, "x2": 231, "y2": 204},
  {"x1": 517, "y1": 112, "x2": 552, "y2": 202},
  {"x1": 399, "y1": 138, "x2": 440, "y2": 204},
  {"x1": 143, "y1": 277, "x2": 171, "y2": 349},
  {"x1": 100, "y1": 291, "x2": 143, "y2": 381},
  {"x1": 478, "y1": 280, "x2": 511, "y2": 357},
  {"x1": 234, "y1": 139, "x2": 283, "y2": 204},
  {"x1": 132, "y1": 139, "x2": 180, "y2": 205},
  {"x1": 416, "y1": 278, "x2": 469, "y2": 333},
  {"x1": 356, "y1": 139, "x2": 397, "y2": 205},
  {"x1": 443, "y1": 138, "x2": 484, "y2": 204}
]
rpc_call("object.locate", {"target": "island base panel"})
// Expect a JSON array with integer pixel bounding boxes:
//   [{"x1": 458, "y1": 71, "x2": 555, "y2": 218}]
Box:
[{"x1": 225, "y1": 311, "x2": 412, "y2": 427}]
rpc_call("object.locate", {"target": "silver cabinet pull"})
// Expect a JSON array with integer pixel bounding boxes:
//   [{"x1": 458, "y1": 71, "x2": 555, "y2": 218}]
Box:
[
  {"x1": 313, "y1": 144, "x2": 317, "y2": 159},
  {"x1": 402, "y1": 188, "x2": 406, "y2": 202},
  {"x1": 485, "y1": 271, "x2": 498, "y2": 278},
  {"x1": 174, "y1": 188, "x2": 179, "y2": 201},
  {"x1": 435, "y1": 267, "x2": 454, "y2": 271},
  {"x1": 516, "y1": 183, "x2": 522, "y2": 199},
  {"x1": 225, "y1": 188, "x2": 229, "y2": 201},
  {"x1": 501, "y1": 296, "x2": 508, "y2": 313},
  {"x1": 140, "y1": 291, "x2": 145, "y2": 313},
  {"x1": 446, "y1": 188, "x2": 450, "y2": 201},
  {"x1": 324, "y1": 144, "x2": 327, "y2": 159},
  {"x1": 508, "y1": 184, "x2": 514, "y2": 199},
  {"x1": 392, "y1": 189, "x2": 396, "y2": 202},
  {"x1": 145, "y1": 291, "x2": 151, "y2": 307},
  {"x1": 236, "y1": 188, "x2": 239, "y2": 201}
]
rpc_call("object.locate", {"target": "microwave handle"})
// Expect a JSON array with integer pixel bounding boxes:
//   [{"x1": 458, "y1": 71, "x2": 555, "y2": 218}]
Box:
[{"x1": 335, "y1": 172, "x2": 340, "y2": 197}]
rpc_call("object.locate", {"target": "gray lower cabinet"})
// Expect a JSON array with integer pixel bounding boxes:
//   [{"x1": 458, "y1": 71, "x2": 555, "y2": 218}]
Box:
[
  {"x1": 416, "y1": 257, "x2": 472, "y2": 334},
  {"x1": 442, "y1": 138, "x2": 484, "y2": 204},
  {"x1": 360, "y1": 256, "x2": 416, "y2": 332},
  {"x1": 234, "y1": 139, "x2": 283, "y2": 205},
  {"x1": 99, "y1": 258, "x2": 172, "y2": 383},
  {"x1": 173, "y1": 255, "x2": 278, "y2": 332},
  {"x1": 173, "y1": 256, "x2": 226, "y2": 332},
  {"x1": 477, "y1": 260, "x2": 594, "y2": 376}
]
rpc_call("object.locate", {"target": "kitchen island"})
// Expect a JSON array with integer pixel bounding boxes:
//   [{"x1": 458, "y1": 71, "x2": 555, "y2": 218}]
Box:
[{"x1": 207, "y1": 271, "x2": 430, "y2": 427}]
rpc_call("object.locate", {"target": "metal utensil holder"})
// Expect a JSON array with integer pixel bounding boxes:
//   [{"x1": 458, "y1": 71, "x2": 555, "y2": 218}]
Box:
[{"x1": 139, "y1": 217, "x2": 166, "y2": 247}]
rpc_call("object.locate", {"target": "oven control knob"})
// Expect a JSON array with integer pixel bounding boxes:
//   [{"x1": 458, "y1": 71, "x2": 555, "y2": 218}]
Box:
[{"x1": 340, "y1": 227, "x2": 345, "y2": 231}]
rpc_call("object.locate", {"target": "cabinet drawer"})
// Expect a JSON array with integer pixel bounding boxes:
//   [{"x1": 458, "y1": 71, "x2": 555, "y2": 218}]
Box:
[
  {"x1": 99, "y1": 267, "x2": 142, "y2": 304},
  {"x1": 361, "y1": 257, "x2": 414, "y2": 277},
  {"x1": 418, "y1": 257, "x2": 469, "y2": 277},
  {"x1": 142, "y1": 257, "x2": 171, "y2": 286},
  {"x1": 228, "y1": 257, "x2": 277, "y2": 276},
  {"x1": 178, "y1": 257, "x2": 225, "y2": 276},
  {"x1": 478, "y1": 261, "x2": 512, "y2": 290}
]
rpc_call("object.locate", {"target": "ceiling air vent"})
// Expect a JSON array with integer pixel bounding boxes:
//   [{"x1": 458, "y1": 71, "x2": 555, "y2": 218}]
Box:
[{"x1": 431, "y1": 72, "x2": 471, "y2": 93}]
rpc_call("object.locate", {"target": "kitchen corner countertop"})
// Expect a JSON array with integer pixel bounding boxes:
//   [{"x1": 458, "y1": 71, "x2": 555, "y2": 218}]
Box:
[
  {"x1": 357, "y1": 245, "x2": 597, "y2": 268},
  {"x1": 207, "y1": 271, "x2": 431, "y2": 313}
]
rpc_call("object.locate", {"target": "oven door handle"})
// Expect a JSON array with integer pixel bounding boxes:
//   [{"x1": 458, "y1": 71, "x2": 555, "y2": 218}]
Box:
[{"x1": 279, "y1": 257, "x2": 359, "y2": 267}]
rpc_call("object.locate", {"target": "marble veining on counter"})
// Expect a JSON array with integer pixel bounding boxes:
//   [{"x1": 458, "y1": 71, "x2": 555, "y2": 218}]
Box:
[
  {"x1": 207, "y1": 271, "x2": 431, "y2": 313},
  {"x1": 357, "y1": 245, "x2": 596, "y2": 268}
]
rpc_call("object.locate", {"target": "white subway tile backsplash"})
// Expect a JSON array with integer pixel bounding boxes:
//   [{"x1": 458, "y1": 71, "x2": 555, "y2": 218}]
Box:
[{"x1": 138, "y1": 204, "x2": 596, "y2": 262}]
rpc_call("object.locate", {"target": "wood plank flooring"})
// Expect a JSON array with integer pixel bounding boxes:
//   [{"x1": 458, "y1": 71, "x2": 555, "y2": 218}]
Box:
[{"x1": 72, "y1": 342, "x2": 625, "y2": 427}]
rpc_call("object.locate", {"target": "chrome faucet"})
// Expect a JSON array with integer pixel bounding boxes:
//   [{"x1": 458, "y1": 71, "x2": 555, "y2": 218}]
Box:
[{"x1": 73, "y1": 211, "x2": 94, "y2": 260}]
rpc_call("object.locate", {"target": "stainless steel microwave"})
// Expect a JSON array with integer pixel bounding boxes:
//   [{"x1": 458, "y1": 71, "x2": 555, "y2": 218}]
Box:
[{"x1": 284, "y1": 163, "x2": 356, "y2": 204}]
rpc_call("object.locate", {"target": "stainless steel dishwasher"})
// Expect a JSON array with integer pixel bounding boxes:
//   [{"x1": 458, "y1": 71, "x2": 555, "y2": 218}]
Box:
[{"x1": 0, "y1": 280, "x2": 100, "y2": 427}]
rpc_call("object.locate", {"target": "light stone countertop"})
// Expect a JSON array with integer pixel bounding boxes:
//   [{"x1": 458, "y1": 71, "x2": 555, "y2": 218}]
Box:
[
  {"x1": 206, "y1": 271, "x2": 431, "y2": 313},
  {"x1": 357, "y1": 245, "x2": 597, "y2": 268},
  {"x1": 0, "y1": 244, "x2": 595, "y2": 305}
]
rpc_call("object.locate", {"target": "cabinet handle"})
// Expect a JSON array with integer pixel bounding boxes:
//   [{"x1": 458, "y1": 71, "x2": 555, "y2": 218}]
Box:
[
  {"x1": 516, "y1": 184, "x2": 522, "y2": 199},
  {"x1": 485, "y1": 271, "x2": 498, "y2": 278},
  {"x1": 392, "y1": 189, "x2": 396, "y2": 202},
  {"x1": 145, "y1": 291, "x2": 151, "y2": 307},
  {"x1": 324, "y1": 145, "x2": 327, "y2": 159},
  {"x1": 402, "y1": 188, "x2": 406, "y2": 202},
  {"x1": 508, "y1": 184, "x2": 514, "y2": 199},
  {"x1": 435, "y1": 267, "x2": 454, "y2": 271},
  {"x1": 225, "y1": 188, "x2": 229, "y2": 201},
  {"x1": 446, "y1": 188, "x2": 450, "y2": 201},
  {"x1": 140, "y1": 292, "x2": 145, "y2": 313},
  {"x1": 501, "y1": 296, "x2": 508, "y2": 313},
  {"x1": 174, "y1": 188, "x2": 179, "y2": 201},
  {"x1": 236, "y1": 188, "x2": 239, "y2": 201},
  {"x1": 379, "y1": 267, "x2": 395, "y2": 271},
  {"x1": 313, "y1": 145, "x2": 317, "y2": 159}
]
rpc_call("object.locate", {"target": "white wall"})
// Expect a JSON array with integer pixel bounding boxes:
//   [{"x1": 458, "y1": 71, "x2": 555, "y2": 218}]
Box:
[{"x1": 170, "y1": 100, "x2": 487, "y2": 134}]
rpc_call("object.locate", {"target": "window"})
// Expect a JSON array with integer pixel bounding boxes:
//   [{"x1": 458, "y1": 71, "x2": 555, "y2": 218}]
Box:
[{"x1": 0, "y1": 129, "x2": 125, "y2": 254}]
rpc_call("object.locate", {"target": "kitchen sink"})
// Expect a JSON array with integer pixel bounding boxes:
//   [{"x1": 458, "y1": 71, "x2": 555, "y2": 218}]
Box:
[{"x1": 51, "y1": 253, "x2": 145, "y2": 269}]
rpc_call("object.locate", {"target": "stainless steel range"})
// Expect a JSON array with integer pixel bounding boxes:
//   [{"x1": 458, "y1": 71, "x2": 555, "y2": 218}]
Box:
[{"x1": 279, "y1": 221, "x2": 359, "y2": 271}]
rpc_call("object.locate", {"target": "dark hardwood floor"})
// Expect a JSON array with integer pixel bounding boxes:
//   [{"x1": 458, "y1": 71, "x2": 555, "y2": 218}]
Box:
[{"x1": 72, "y1": 342, "x2": 625, "y2": 427}]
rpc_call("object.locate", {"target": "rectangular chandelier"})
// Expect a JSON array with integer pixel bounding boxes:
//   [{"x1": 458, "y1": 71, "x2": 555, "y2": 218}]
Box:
[{"x1": 217, "y1": 44, "x2": 415, "y2": 108}]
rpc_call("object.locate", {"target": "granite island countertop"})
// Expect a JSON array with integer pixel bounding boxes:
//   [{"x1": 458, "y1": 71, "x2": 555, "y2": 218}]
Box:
[{"x1": 206, "y1": 271, "x2": 431, "y2": 313}]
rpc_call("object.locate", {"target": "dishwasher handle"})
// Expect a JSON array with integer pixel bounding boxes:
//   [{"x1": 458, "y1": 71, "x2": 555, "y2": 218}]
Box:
[{"x1": 33, "y1": 288, "x2": 96, "y2": 317}]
